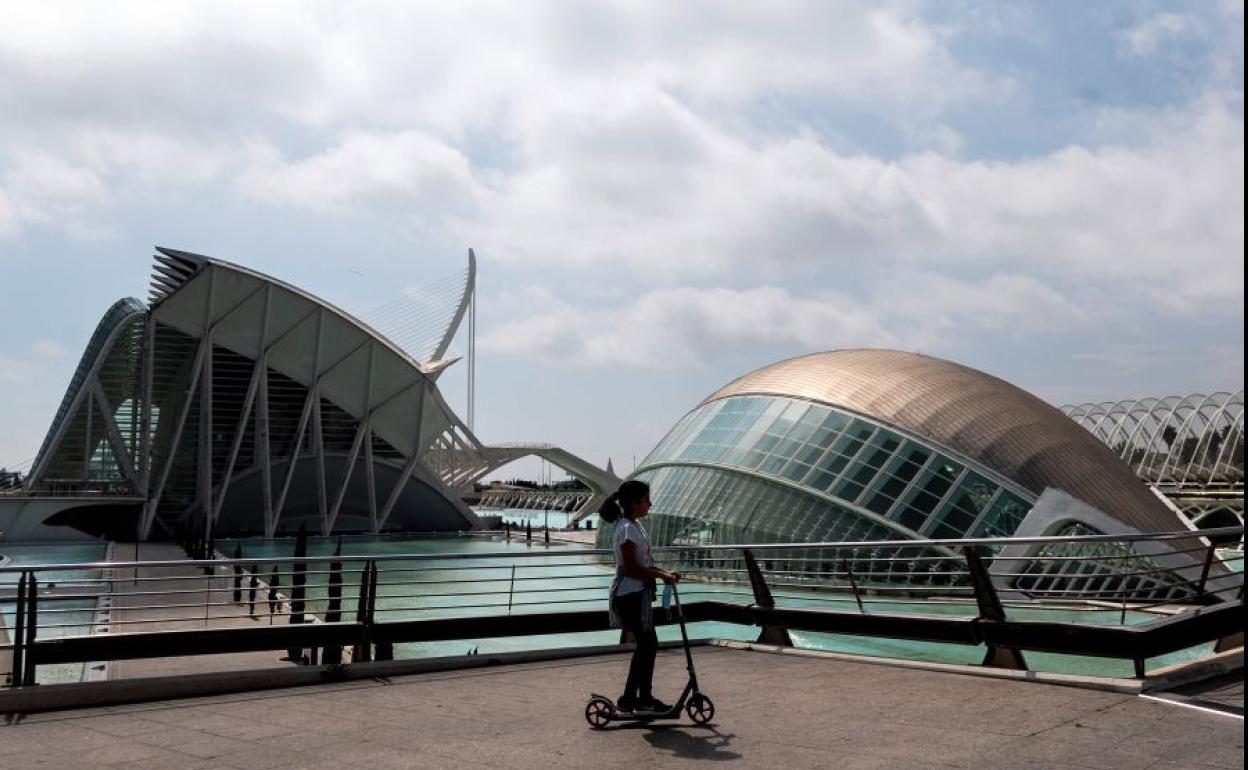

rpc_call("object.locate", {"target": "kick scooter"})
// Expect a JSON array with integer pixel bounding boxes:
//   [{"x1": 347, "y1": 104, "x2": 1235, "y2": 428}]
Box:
[{"x1": 584, "y1": 583, "x2": 715, "y2": 728}]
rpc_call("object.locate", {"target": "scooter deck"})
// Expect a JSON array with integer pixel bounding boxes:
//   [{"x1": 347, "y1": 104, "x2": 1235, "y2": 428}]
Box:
[{"x1": 588, "y1": 693, "x2": 685, "y2": 720}]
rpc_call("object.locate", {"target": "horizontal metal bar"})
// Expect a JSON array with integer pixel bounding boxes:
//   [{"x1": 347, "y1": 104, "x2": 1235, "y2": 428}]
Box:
[
  {"x1": 29, "y1": 622, "x2": 364, "y2": 665},
  {"x1": 5, "y1": 526, "x2": 1240, "y2": 575},
  {"x1": 24, "y1": 592, "x2": 1244, "y2": 671}
]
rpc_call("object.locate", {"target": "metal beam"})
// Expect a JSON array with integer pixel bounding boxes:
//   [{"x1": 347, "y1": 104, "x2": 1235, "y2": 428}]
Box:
[
  {"x1": 141, "y1": 340, "x2": 207, "y2": 538},
  {"x1": 377, "y1": 382, "x2": 428, "y2": 530},
  {"x1": 88, "y1": 380, "x2": 140, "y2": 490}
]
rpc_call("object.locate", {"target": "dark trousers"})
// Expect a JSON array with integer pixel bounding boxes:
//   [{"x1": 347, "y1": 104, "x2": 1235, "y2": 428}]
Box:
[{"x1": 613, "y1": 590, "x2": 658, "y2": 701}]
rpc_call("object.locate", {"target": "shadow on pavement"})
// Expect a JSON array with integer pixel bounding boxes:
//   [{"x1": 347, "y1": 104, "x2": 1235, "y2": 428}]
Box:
[{"x1": 642, "y1": 725, "x2": 741, "y2": 761}]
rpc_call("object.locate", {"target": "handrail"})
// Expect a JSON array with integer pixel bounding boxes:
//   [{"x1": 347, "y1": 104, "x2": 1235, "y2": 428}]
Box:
[
  {"x1": 2, "y1": 525, "x2": 1242, "y2": 694},
  {"x1": 2, "y1": 526, "x2": 1240, "y2": 574}
]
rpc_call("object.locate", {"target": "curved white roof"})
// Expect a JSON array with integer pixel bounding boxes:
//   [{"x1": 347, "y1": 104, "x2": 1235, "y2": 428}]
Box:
[
  {"x1": 149, "y1": 248, "x2": 471, "y2": 462},
  {"x1": 703, "y1": 349, "x2": 1183, "y2": 533}
]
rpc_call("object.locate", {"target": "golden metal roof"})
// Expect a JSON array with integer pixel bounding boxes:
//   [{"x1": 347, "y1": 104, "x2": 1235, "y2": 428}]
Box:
[{"x1": 703, "y1": 349, "x2": 1183, "y2": 533}]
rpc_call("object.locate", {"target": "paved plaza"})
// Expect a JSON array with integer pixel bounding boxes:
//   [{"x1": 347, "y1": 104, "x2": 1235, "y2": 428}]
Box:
[{"x1": 1, "y1": 646, "x2": 1242, "y2": 770}]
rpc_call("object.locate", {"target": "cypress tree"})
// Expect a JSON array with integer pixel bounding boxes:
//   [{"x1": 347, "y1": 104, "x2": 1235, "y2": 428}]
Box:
[
  {"x1": 323, "y1": 538, "x2": 344, "y2": 665},
  {"x1": 232, "y1": 543, "x2": 244, "y2": 603},
  {"x1": 287, "y1": 524, "x2": 307, "y2": 662}
]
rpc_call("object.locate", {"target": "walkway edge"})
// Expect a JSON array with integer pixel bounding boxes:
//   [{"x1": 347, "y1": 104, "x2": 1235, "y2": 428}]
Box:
[
  {"x1": 708, "y1": 640, "x2": 1244, "y2": 695},
  {"x1": 4, "y1": 638, "x2": 1239, "y2": 714},
  {"x1": 0, "y1": 639, "x2": 696, "y2": 715}
]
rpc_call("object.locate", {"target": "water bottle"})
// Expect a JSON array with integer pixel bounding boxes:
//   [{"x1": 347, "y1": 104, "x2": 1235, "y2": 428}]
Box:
[{"x1": 661, "y1": 582, "x2": 673, "y2": 609}]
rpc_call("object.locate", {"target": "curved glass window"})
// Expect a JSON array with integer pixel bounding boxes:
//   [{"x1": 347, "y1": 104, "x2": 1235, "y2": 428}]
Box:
[
  {"x1": 625, "y1": 464, "x2": 957, "y2": 582},
  {"x1": 636, "y1": 395, "x2": 1037, "y2": 544}
]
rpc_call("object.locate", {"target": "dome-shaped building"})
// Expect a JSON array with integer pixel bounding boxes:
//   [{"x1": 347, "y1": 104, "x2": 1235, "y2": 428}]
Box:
[{"x1": 621, "y1": 350, "x2": 1195, "y2": 587}]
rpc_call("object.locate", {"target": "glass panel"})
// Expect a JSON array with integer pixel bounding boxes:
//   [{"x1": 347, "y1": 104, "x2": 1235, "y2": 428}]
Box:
[
  {"x1": 751, "y1": 433, "x2": 780, "y2": 455},
  {"x1": 765, "y1": 401, "x2": 810, "y2": 438},
  {"x1": 809, "y1": 410, "x2": 851, "y2": 446},
  {"x1": 830, "y1": 422, "x2": 875, "y2": 460},
  {"x1": 796, "y1": 443, "x2": 826, "y2": 465},
  {"x1": 781, "y1": 461, "x2": 813, "y2": 483},
  {"x1": 973, "y1": 492, "x2": 1032, "y2": 538},
  {"x1": 927, "y1": 472, "x2": 996, "y2": 538},
  {"x1": 864, "y1": 475, "x2": 907, "y2": 515}
]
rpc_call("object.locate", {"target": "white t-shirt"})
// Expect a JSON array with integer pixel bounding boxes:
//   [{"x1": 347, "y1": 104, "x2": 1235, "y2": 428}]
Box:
[{"x1": 612, "y1": 517, "x2": 653, "y2": 596}]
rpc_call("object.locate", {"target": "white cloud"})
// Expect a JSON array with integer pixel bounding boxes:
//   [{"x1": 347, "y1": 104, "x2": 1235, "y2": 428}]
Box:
[
  {"x1": 0, "y1": 341, "x2": 67, "y2": 383},
  {"x1": 480, "y1": 273, "x2": 1095, "y2": 368},
  {"x1": 238, "y1": 130, "x2": 487, "y2": 211},
  {"x1": 30, "y1": 340, "x2": 66, "y2": 361},
  {"x1": 480, "y1": 285, "x2": 895, "y2": 367},
  {"x1": 0, "y1": 356, "x2": 38, "y2": 383},
  {"x1": 878, "y1": 273, "x2": 1097, "y2": 342},
  {"x1": 472, "y1": 94, "x2": 1242, "y2": 310},
  {"x1": 0, "y1": 186, "x2": 15, "y2": 238},
  {"x1": 1119, "y1": 13, "x2": 1192, "y2": 56}
]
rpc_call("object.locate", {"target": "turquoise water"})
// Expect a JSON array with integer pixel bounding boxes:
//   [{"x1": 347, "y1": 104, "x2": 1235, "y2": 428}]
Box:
[
  {"x1": 474, "y1": 506, "x2": 599, "y2": 530},
  {"x1": 221, "y1": 535, "x2": 1218, "y2": 677},
  {"x1": 1, "y1": 542, "x2": 109, "y2": 684},
  {"x1": 1217, "y1": 549, "x2": 1243, "y2": 573}
]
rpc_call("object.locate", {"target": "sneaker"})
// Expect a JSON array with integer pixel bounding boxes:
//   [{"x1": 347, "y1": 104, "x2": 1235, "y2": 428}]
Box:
[
  {"x1": 637, "y1": 696, "x2": 672, "y2": 712},
  {"x1": 615, "y1": 696, "x2": 639, "y2": 714}
]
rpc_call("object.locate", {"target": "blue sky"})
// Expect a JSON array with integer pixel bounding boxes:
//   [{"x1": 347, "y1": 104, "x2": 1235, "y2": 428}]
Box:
[{"x1": 0, "y1": 1, "x2": 1243, "y2": 480}]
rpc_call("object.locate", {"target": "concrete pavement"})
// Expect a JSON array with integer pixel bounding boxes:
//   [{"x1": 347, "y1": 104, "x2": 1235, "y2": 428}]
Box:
[{"x1": 1, "y1": 646, "x2": 1242, "y2": 769}]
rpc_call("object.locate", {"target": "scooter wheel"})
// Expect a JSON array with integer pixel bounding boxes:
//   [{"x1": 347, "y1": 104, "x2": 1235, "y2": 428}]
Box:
[
  {"x1": 585, "y1": 696, "x2": 613, "y2": 729},
  {"x1": 686, "y1": 693, "x2": 715, "y2": 724}
]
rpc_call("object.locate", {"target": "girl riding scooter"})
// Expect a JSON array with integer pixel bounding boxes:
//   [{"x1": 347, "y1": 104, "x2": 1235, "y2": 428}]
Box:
[{"x1": 599, "y1": 480, "x2": 680, "y2": 714}]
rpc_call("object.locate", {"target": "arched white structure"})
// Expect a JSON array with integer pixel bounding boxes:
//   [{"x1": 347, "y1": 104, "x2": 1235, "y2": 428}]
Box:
[
  {"x1": 468, "y1": 443, "x2": 623, "y2": 519},
  {"x1": 13, "y1": 248, "x2": 487, "y2": 540},
  {"x1": 1060, "y1": 392, "x2": 1244, "y2": 491}
]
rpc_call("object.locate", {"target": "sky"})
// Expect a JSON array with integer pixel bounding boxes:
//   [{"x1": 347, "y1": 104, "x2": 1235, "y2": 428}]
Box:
[{"x1": 0, "y1": 1, "x2": 1243, "y2": 481}]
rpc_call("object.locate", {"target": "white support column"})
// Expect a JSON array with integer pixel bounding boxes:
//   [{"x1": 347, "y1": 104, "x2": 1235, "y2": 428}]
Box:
[
  {"x1": 311, "y1": 313, "x2": 328, "y2": 534},
  {"x1": 271, "y1": 386, "x2": 316, "y2": 537},
  {"x1": 141, "y1": 341, "x2": 207, "y2": 537},
  {"x1": 137, "y1": 314, "x2": 155, "y2": 539},
  {"x1": 258, "y1": 363, "x2": 273, "y2": 534},
  {"x1": 138, "y1": 316, "x2": 155, "y2": 495},
  {"x1": 83, "y1": 389, "x2": 94, "y2": 479},
  {"x1": 197, "y1": 269, "x2": 217, "y2": 529},
  {"x1": 90, "y1": 379, "x2": 140, "y2": 489},
  {"x1": 450, "y1": 430, "x2": 457, "y2": 489},
  {"x1": 326, "y1": 345, "x2": 375, "y2": 532},
  {"x1": 198, "y1": 328, "x2": 214, "y2": 527},
  {"x1": 327, "y1": 414, "x2": 369, "y2": 531},
  {"x1": 365, "y1": 416, "x2": 377, "y2": 533},
  {"x1": 313, "y1": 392, "x2": 327, "y2": 533},
  {"x1": 211, "y1": 285, "x2": 272, "y2": 526},
  {"x1": 378, "y1": 382, "x2": 428, "y2": 530},
  {"x1": 210, "y1": 357, "x2": 263, "y2": 523}
]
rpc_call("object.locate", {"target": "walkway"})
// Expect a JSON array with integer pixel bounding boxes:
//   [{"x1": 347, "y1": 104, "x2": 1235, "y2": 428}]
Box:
[
  {"x1": 106, "y1": 543, "x2": 299, "y2": 680},
  {"x1": 1, "y1": 647, "x2": 1241, "y2": 769}
]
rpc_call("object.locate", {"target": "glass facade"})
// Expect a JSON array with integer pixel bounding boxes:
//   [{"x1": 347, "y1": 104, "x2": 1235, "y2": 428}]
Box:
[
  {"x1": 630, "y1": 463, "x2": 961, "y2": 584},
  {"x1": 1013, "y1": 522, "x2": 1193, "y2": 600},
  {"x1": 599, "y1": 394, "x2": 1043, "y2": 584},
  {"x1": 636, "y1": 394, "x2": 1035, "y2": 544}
]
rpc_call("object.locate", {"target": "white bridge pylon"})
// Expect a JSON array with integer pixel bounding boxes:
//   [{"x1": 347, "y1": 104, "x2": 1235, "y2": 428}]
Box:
[{"x1": 469, "y1": 443, "x2": 623, "y2": 522}]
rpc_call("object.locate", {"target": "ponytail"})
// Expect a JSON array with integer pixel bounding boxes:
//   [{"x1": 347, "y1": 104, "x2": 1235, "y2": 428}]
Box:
[
  {"x1": 597, "y1": 493, "x2": 624, "y2": 523},
  {"x1": 598, "y1": 480, "x2": 650, "y2": 524}
]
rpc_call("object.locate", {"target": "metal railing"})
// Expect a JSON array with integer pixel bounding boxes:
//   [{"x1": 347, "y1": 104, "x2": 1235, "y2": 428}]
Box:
[{"x1": 1, "y1": 527, "x2": 1242, "y2": 689}]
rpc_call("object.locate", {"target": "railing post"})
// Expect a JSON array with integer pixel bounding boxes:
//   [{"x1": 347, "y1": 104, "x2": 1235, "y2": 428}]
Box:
[
  {"x1": 842, "y1": 559, "x2": 865, "y2": 613},
  {"x1": 507, "y1": 565, "x2": 516, "y2": 615},
  {"x1": 741, "y1": 549, "x2": 793, "y2": 646},
  {"x1": 962, "y1": 547, "x2": 1027, "y2": 671},
  {"x1": 1196, "y1": 543, "x2": 1217, "y2": 597},
  {"x1": 10, "y1": 572, "x2": 27, "y2": 688},
  {"x1": 1213, "y1": 585, "x2": 1244, "y2": 654},
  {"x1": 372, "y1": 561, "x2": 392, "y2": 661},
  {"x1": 354, "y1": 561, "x2": 372, "y2": 662},
  {"x1": 22, "y1": 571, "x2": 39, "y2": 686}
]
